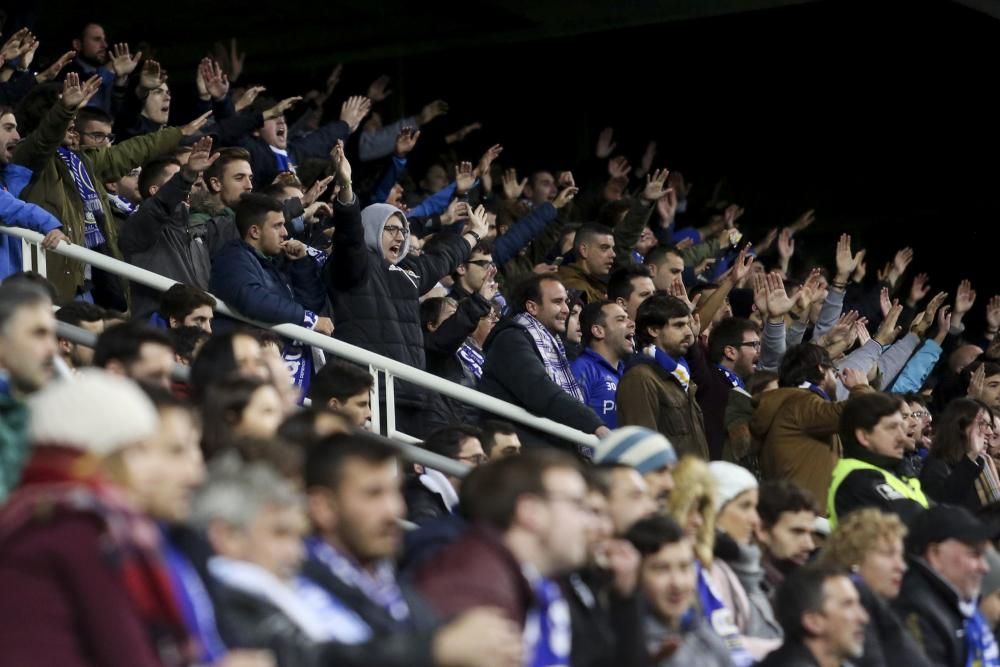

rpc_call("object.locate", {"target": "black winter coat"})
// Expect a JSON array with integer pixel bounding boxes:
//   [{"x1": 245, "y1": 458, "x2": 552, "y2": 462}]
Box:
[{"x1": 892, "y1": 557, "x2": 968, "y2": 667}]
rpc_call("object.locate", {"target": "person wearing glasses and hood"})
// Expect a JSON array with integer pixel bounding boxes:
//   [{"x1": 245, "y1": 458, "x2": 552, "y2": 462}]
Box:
[{"x1": 324, "y1": 142, "x2": 489, "y2": 438}]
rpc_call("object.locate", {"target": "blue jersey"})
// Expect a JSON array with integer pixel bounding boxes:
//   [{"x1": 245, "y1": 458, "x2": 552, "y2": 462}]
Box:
[{"x1": 571, "y1": 349, "x2": 624, "y2": 428}]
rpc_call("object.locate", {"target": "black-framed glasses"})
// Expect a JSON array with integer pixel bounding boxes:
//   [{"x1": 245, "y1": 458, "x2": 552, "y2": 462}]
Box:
[
  {"x1": 457, "y1": 453, "x2": 488, "y2": 465},
  {"x1": 383, "y1": 224, "x2": 408, "y2": 238},
  {"x1": 466, "y1": 259, "x2": 495, "y2": 268},
  {"x1": 738, "y1": 341, "x2": 762, "y2": 350},
  {"x1": 81, "y1": 131, "x2": 115, "y2": 143}
]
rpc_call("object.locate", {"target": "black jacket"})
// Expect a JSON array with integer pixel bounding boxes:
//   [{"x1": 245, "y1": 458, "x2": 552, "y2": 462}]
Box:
[
  {"x1": 756, "y1": 641, "x2": 823, "y2": 666},
  {"x1": 562, "y1": 570, "x2": 648, "y2": 667},
  {"x1": 853, "y1": 578, "x2": 932, "y2": 667},
  {"x1": 403, "y1": 474, "x2": 452, "y2": 526},
  {"x1": 919, "y1": 455, "x2": 986, "y2": 511},
  {"x1": 479, "y1": 317, "x2": 603, "y2": 447},
  {"x1": 212, "y1": 581, "x2": 319, "y2": 667},
  {"x1": 832, "y1": 445, "x2": 928, "y2": 526},
  {"x1": 325, "y1": 198, "x2": 470, "y2": 404},
  {"x1": 892, "y1": 557, "x2": 968, "y2": 667},
  {"x1": 424, "y1": 293, "x2": 491, "y2": 428},
  {"x1": 300, "y1": 554, "x2": 440, "y2": 667},
  {"x1": 238, "y1": 120, "x2": 351, "y2": 194}
]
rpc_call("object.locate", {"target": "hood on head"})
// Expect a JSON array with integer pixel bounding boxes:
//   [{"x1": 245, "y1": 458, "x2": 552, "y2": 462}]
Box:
[{"x1": 361, "y1": 203, "x2": 411, "y2": 263}]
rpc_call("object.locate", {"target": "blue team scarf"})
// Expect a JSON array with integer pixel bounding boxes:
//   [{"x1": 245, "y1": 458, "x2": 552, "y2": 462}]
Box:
[
  {"x1": 161, "y1": 534, "x2": 227, "y2": 663},
  {"x1": 798, "y1": 381, "x2": 830, "y2": 401},
  {"x1": 646, "y1": 344, "x2": 691, "y2": 393},
  {"x1": 695, "y1": 563, "x2": 755, "y2": 667},
  {"x1": 715, "y1": 364, "x2": 746, "y2": 390},
  {"x1": 457, "y1": 340, "x2": 485, "y2": 380},
  {"x1": 56, "y1": 147, "x2": 106, "y2": 248},
  {"x1": 524, "y1": 575, "x2": 571, "y2": 667},
  {"x1": 304, "y1": 537, "x2": 410, "y2": 622},
  {"x1": 270, "y1": 146, "x2": 295, "y2": 174},
  {"x1": 966, "y1": 609, "x2": 1000, "y2": 667}
]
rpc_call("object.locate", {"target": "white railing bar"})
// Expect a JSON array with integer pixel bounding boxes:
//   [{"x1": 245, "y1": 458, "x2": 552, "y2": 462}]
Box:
[
  {"x1": 385, "y1": 372, "x2": 397, "y2": 438},
  {"x1": 4, "y1": 227, "x2": 597, "y2": 447},
  {"x1": 368, "y1": 366, "x2": 381, "y2": 438}
]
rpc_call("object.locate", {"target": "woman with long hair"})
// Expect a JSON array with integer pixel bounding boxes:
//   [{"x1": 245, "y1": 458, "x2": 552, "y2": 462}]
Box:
[{"x1": 920, "y1": 397, "x2": 999, "y2": 510}]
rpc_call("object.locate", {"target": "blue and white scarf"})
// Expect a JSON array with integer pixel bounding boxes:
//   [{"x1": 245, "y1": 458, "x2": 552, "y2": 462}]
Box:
[
  {"x1": 457, "y1": 340, "x2": 485, "y2": 381},
  {"x1": 644, "y1": 344, "x2": 691, "y2": 393},
  {"x1": 523, "y1": 574, "x2": 571, "y2": 667},
  {"x1": 514, "y1": 312, "x2": 584, "y2": 402},
  {"x1": 799, "y1": 381, "x2": 830, "y2": 401},
  {"x1": 56, "y1": 147, "x2": 106, "y2": 248},
  {"x1": 304, "y1": 537, "x2": 410, "y2": 622},
  {"x1": 270, "y1": 146, "x2": 295, "y2": 174},
  {"x1": 716, "y1": 364, "x2": 746, "y2": 391},
  {"x1": 966, "y1": 609, "x2": 1000, "y2": 667},
  {"x1": 107, "y1": 192, "x2": 136, "y2": 217}
]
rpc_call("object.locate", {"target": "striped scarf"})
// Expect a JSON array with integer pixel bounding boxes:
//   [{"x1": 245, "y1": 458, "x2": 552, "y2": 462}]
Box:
[
  {"x1": 644, "y1": 344, "x2": 692, "y2": 393},
  {"x1": 975, "y1": 455, "x2": 1000, "y2": 507},
  {"x1": 56, "y1": 147, "x2": 106, "y2": 248},
  {"x1": 457, "y1": 339, "x2": 485, "y2": 381},
  {"x1": 514, "y1": 313, "x2": 584, "y2": 402}
]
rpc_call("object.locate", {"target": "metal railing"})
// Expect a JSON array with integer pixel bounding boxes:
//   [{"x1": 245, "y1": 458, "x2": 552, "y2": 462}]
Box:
[{"x1": 5, "y1": 226, "x2": 597, "y2": 451}]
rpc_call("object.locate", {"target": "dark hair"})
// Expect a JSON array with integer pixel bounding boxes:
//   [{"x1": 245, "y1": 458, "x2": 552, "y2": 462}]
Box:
[
  {"x1": 460, "y1": 449, "x2": 583, "y2": 531},
  {"x1": 93, "y1": 322, "x2": 173, "y2": 369},
  {"x1": 707, "y1": 317, "x2": 759, "y2": 364},
  {"x1": 902, "y1": 392, "x2": 929, "y2": 409},
  {"x1": 758, "y1": 480, "x2": 817, "y2": 528},
  {"x1": 509, "y1": 274, "x2": 564, "y2": 315},
  {"x1": 139, "y1": 381, "x2": 195, "y2": 414},
  {"x1": 75, "y1": 106, "x2": 114, "y2": 128},
  {"x1": 304, "y1": 431, "x2": 398, "y2": 491},
  {"x1": 775, "y1": 563, "x2": 850, "y2": 641},
  {"x1": 236, "y1": 192, "x2": 284, "y2": 239},
  {"x1": 572, "y1": 223, "x2": 614, "y2": 253},
  {"x1": 420, "y1": 296, "x2": 455, "y2": 333},
  {"x1": 423, "y1": 425, "x2": 484, "y2": 460},
  {"x1": 0, "y1": 281, "x2": 52, "y2": 334},
  {"x1": 480, "y1": 420, "x2": 517, "y2": 456},
  {"x1": 204, "y1": 147, "x2": 251, "y2": 191},
  {"x1": 635, "y1": 294, "x2": 690, "y2": 347},
  {"x1": 839, "y1": 392, "x2": 905, "y2": 456},
  {"x1": 747, "y1": 370, "x2": 779, "y2": 397},
  {"x1": 2, "y1": 271, "x2": 57, "y2": 300},
  {"x1": 200, "y1": 376, "x2": 275, "y2": 458},
  {"x1": 246, "y1": 326, "x2": 282, "y2": 350},
  {"x1": 190, "y1": 331, "x2": 255, "y2": 400},
  {"x1": 277, "y1": 408, "x2": 350, "y2": 450},
  {"x1": 930, "y1": 397, "x2": 994, "y2": 466},
  {"x1": 607, "y1": 264, "x2": 653, "y2": 304},
  {"x1": 579, "y1": 300, "x2": 614, "y2": 347},
  {"x1": 168, "y1": 326, "x2": 210, "y2": 365},
  {"x1": 259, "y1": 181, "x2": 298, "y2": 200},
  {"x1": 624, "y1": 514, "x2": 687, "y2": 555},
  {"x1": 137, "y1": 156, "x2": 181, "y2": 199},
  {"x1": 644, "y1": 245, "x2": 683, "y2": 268},
  {"x1": 308, "y1": 359, "x2": 374, "y2": 405},
  {"x1": 779, "y1": 343, "x2": 833, "y2": 388},
  {"x1": 159, "y1": 284, "x2": 216, "y2": 325},
  {"x1": 963, "y1": 361, "x2": 1000, "y2": 393},
  {"x1": 54, "y1": 301, "x2": 105, "y2": 327}
]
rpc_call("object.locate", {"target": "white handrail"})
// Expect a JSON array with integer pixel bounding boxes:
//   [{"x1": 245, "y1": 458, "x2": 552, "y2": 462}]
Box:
[{"x1": 2, "y1": 226, "x2": 598, "y2": 448}]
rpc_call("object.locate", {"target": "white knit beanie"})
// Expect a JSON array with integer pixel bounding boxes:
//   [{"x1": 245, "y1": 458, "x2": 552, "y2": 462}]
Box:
[
  {"x1": 28, "y1": 370, "x2": 159, "y2": 456},
  {"x1": 593, "y1": 426, "x2": 677, "y2": 474},
  {"x1": 708, "y1": 461, "x2": 759, "y2": 512}
]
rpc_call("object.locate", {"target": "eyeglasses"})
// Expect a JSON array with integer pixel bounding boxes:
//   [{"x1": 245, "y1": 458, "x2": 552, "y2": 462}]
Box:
[
  {"x1": 466, "y1": 259, "x2": 495, "y2": 269},
  {"x1": 383, "y1": 225, "x2": 408, "y2": 238},
  {"x1": 80, "y1": 131, "x2": 115, "y2": 143},
  {"x1": 457, "y1": 453, "x2": 488, "y2": 465},
  {"x1": 738, "y1": 341, "x2": 762, "y2": 350},
  {"x1": 911, "y1": 410, "x2": 930, "y2": 419}
]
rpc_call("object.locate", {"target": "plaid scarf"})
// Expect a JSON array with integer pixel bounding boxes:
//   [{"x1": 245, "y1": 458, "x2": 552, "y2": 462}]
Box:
[
  {"x1": 514, "y1": 313, "x2": 584, "y2": 402},
  {"x1": 0, "y1": 446, "x2": 191, "y2": 666},
  {"x1": 56, "y1": 147, "x2": 107, "y2": 249},
  {"x1": 975, "y1": 455, "x2": 1000, "y2": 508}
]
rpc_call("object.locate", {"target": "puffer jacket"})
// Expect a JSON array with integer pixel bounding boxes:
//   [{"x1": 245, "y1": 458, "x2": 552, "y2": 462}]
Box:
[{"x1": 324, "y1": 197, "x2": 470, "y2": 401}]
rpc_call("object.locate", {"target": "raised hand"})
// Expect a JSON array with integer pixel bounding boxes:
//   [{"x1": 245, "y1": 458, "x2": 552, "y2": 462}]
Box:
[
  {"x1": 969, "y1": 363, "x2": 987, "y2": 401},
  {"x1": 637, "y1": 141, "x2": 657, "y2": 177},
  {"x1": 657, "y1": 189, "x2": 678, "y2": 228},
  {"x1": 820, "y1": 310, "x2": 861, "y2": 350},
  {"x1": 911, "y1": 291, "x2": 948, "y2": 338},
  {"x1": 888, "y1": 247, "x2": 914, "y2": 285},
  {"x1": 454, "y1": 161, "x2": 476, "y2": 195},
  {"x1": 879, "y1": 286, "x2": 892, "y2": 318},
  {"x1": 418, "y1": 99, "x2": 448, "y2": 125},
  {"x1": 752, "y1": 274, "x2": 770, "y2": 316},
  {"x1": 835, "y1": 234, "x2": 863, "y2": 283},
  {"x1": 479, "y1": 265, "x2": 499, "y2": 301},
  {"x1": 340, "y1": 95, "x2": 372, "y2": 133},
  {"x1": 723, "y1": 204, "x2": 745, "y2": 229},
  {"x1": 440, "y1": 199, "x2": 467, "y2": 226},
  {"x1": 608, "y1": 156, "x2": 631, "y2": 180},
  {"x1": 476, "y1": 144, "x2": 503, "y2": 193},
  {"x1": 109, "y1": 43, "x2": 142, "y2": 79},
  {"x1": 235, "y1": 85, "x2": 266, "y2": 112},
  {"x1": 325, "y1": 64, "x2": 343, "y2": 96},
  {"x1": 987, "y1": 296, "x2": 1000, "y2": 334},
  {"x1": 465, "y1": 204, "x2": 490, "y2": 240},
  {"x1": 730, "y1": 244, "x2": 755, "y2": 284},
  {"x1": 856, "y1": 320, "x2": 872, "y2": 346},
  {"x1": 596, "y1": 127, "x2": 617, "y2": 159},
  {"x1": 302, "y1": 175, "x2": 334, "y2": 207},
  {"x1": 875, "y1": 303, "x2": 904, "y2": 346},
  {"x1": 61, "y1": 73, "x2": 103, "y2": 110},
  {"x1": 641, "y1": 168, "x2": 671, "y2": 202},
  {"x1": 756, "y1": 228, "x2": 779, "y2": 255},
  {"x1": 140, "y1": 59, "x2": 166, "y2": 89},
  {"x1": 790, "y1": 209, "x2": 816, "y2": 232},
  {"x1": 366, "y1": 74, "x2": 392, "y2": 102},
  {"x1": 908, "y1": 272, "x2": 931, "y2": 307},
  {"x1": 955, "y1": 279, "x2": 977, "y2": 318},
  {"x1": 446, "y1": 122, "x2": 482, "y2": 145},
  {"x1": 304, "y1": 201, "x2": 333, "y2": 223},
  {"x1": 765, "y1": 272, "x2": 796, "y2": 317},
  {"x1": 668, "y1": 171, "x2": 692, "y2": 200},
  {"x1": 0, "y1": 28, "x2": 31, "y2": 63},
  {"x1": 331, "y1": 139, "x2": 352, "y2": 185},
  {"x1": 198, "y1": 58, "x2": 230, "y2": 100},
  {"x1": 36, "y1": 50, "x2": 76, "y2": 83},
  {"x1": 386, "y1": 184, "x2": 408, "y2": 211},
  {"x1": 851, "y1": 249, "x2": 867, "y2": 284},
  {"x1": 394, "y1": 127, "x2": 420, "y2": 156},
  {"x1": 777, "y1": 228, "x2": 795, "y2": 259},
  {"x1": 553, "y1": 185, "x2": 579, "y2": 210},
  {"x1": 841, "y1": 367, "x2": 870, "y2": 389},
  {"x1": 180, "y1": 111, "x2": 213, "y2": 137},
  {"x1": 182, "y1": 136, "x2": 220, "y2": 176},
  {"x1": 264, "y1": 96, "x2": 302, "y2": 120},
  {"x1": 501, "y1": 168, "x2": 527, "y2": 200}
]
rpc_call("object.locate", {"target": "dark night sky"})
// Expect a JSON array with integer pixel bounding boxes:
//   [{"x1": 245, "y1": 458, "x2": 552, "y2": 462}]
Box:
[{"x1": 10, "y1": 0, "x2": 1000, "y2": 313}]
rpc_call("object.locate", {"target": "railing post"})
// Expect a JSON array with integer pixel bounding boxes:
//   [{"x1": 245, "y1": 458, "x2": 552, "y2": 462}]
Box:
[
  {"x1": 386, "y1": 372, "x2": 397, "y2": 440},
  {"x1": 368, "y1": 365, "x2": 381, "y2": 436}
]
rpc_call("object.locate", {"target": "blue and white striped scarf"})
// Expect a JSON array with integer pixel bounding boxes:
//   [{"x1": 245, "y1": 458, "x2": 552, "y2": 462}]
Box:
[
  {"x1": 514, "y1": 312, "x2": 584, "y2": 402},
  {"x1": 56, "y1": 147, "x2": 106, "y2": 248}
]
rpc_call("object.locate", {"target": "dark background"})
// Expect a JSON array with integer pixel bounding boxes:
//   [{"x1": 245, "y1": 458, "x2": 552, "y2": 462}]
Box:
[{"x1": 9, "y1": 0, "x2": 1000, "y2": 319}]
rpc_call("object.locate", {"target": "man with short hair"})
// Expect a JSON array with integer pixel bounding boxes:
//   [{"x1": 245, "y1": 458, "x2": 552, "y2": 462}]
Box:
[
  {"x1": 302, "y1": 432, "x2": 523, "y2": 667},
  {"x1": 894, "y1": 505, "x2": 1000, "y2": 667},
  {"x1": 644, "y1": 245, "x2": 686, "y2": 292},
  {"x1": 481, "y1": 420, "x2": 522, "y2": 460},
  {"x1": 157, "y1": 284, "x2": 216, "y2": 333},
  {"x1": 480, "y1": 273, "x2": 609, "y2": 446},
  {"x1": 307, "y1": 359, "x2": 374, "y2": 428},
  {"x1": 54, "y1": 301, "x2": 106, "y2": 369},
  {"x1": 449, "y1": 240, "x2": 495, "y2": 301},
  {"x1": 607, "y1": 264, "x2": 656, "y2": 321},
  {"x1": 751, "y1": 343, "x2": 870, "y2": 509},
  {"x1": 405, "y1": 425, "x2": 486, "y2": 525},
  {"x1": 415, "y1": 450, "x2": 592, "y2": 667},
  {"x1": 94, "y1": 321, "x2": 176, "y2": 390},
  {"x1": 700, "y1": 317, "x2": 761, "y2": 461},
  {"x1": 557, "y1": 223, "x2": 617, "y2": 304},
  {"x1": 617, "y1": 294, "x2": 709, "y2": 458},
  {"x1": 572, "y1": 301, "x2": 635, "y2": 428},
  {"x1": 0, "y1": 281, "x2": 57, "y2": 500},
  {"x1": 595, "y1": 464, "x2": 660, "y2": 535},
  {"x1": 827, "y1": 392, "x2": 929, "y2": 527},
  {"x1": 756, "y1": 480, "x2": 819, "y2": 600},
  {"x1": 759, "y1": 563, "x2": 869, "y2": 667},
  {"x1": 594, "y1": 426, "x2": 678, "y2": 511},
  {"x1": 62, "y1": 23, "x2": 137, "y2": 114}
]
